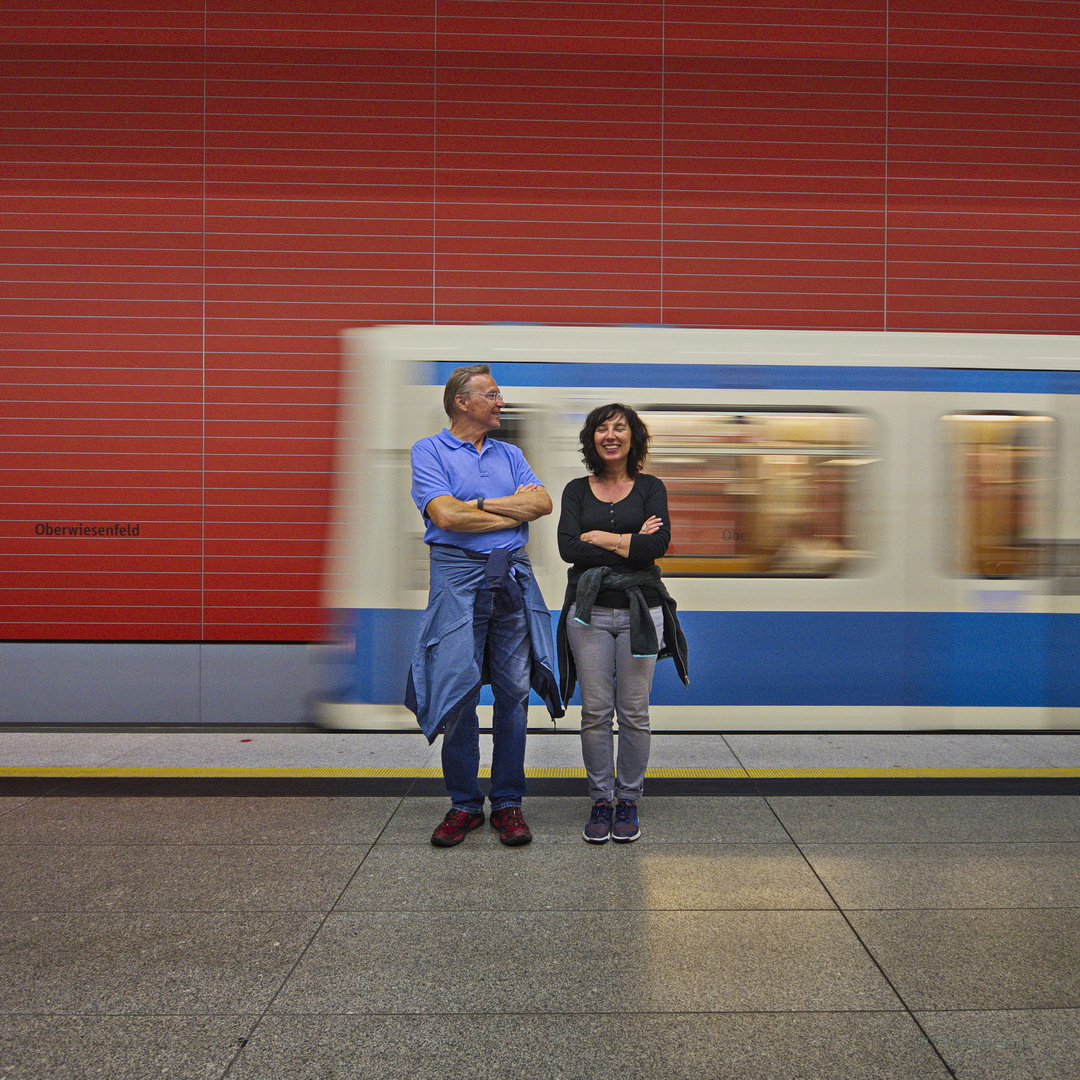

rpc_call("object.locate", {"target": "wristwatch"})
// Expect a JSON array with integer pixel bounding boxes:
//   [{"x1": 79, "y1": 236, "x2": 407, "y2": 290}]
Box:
[{"x1": 477, "y1": 497, "x2": 485, "y2": 511}]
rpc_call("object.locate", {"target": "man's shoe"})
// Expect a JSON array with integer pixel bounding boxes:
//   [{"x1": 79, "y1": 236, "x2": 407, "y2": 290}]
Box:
[
  {"x1": 489, "y1": 805, "x2": 533, "y2": 846},
  {"x1": 612, "y1": 799, "x2": 640, "y2": 842},
  {"x1": 430, "y1": 808, "x2": 485, "y2": 847},
  {"x1": 582, "y1": 800, "x2": 613, "y2": 843}
]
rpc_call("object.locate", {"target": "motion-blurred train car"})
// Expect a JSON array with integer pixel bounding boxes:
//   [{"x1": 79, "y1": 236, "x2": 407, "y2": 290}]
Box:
[{"x1": 319, "y1": 325, "x2": 1080, "y2": 732}]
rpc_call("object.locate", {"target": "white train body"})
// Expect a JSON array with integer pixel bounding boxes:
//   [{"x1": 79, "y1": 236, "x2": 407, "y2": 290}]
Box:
[{"x1": 321, "y1": 325, "x2": 1080, "y2": 732}]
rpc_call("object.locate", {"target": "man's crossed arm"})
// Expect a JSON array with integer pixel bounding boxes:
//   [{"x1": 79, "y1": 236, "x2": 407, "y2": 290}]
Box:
[{"x1": 425, "y1": 484, "x2": 552, "y2": 533}]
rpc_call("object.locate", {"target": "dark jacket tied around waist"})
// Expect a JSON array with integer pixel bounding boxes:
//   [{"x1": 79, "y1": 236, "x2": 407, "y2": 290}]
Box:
[{"x1": 556, "y1": 563, "x2": 689, "y2": 706}]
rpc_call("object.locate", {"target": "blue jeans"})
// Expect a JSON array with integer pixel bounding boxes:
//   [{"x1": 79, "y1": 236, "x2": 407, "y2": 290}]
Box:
[{"x1": 442, "y1": 585, "x2": 531, "y2": 814}]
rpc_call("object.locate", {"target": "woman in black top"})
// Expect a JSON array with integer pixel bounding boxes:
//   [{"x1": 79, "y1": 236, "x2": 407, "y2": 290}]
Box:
[{"x1": 557, "y1": 403, "x2": 687, "y2": 843}]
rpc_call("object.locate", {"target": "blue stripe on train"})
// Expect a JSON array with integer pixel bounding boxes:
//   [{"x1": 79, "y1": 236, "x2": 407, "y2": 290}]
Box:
[
  {"x1": 426, "y1": 361, "x2": 1080, "y2": 396},
  {"x1": 334, "y1": 609, "x2": 1080, "y2": 709}
]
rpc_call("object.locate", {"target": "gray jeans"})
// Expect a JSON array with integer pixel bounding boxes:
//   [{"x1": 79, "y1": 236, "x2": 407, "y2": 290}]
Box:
[{"x1": 566, "y1": 603, "x2": 664, "y2": 803}]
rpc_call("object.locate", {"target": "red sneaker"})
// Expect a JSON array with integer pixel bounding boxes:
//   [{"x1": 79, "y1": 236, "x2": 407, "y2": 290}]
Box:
[
  {"x1": 430, "y1": 808, "x2": 485, "y2": 847},
  {"x1": 489, "y1": 806, "x2": 533, "y2": 846}
]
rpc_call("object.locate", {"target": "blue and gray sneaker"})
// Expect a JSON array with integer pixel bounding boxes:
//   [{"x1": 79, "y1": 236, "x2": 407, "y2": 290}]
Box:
[
  {"x1": 612, "y1": 799, "x2": 641, "y2": 842},
  {"x1": 582, "y1": 800, "x2": 613, "y2": 843}
]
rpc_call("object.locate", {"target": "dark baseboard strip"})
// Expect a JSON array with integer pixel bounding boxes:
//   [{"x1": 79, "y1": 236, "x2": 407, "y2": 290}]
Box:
[
  {"x1": 2, "y1": 724, "x2": 1075, "y2": 736},
  {"x1": 2, "y1": 776, "x2": 1080, "y2": 798}
]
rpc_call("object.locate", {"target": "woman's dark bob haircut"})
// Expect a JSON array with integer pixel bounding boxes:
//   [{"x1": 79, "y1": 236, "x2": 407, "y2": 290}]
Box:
[{"x1": 579, "y1": 403, "x2": 651, "y2": 477}]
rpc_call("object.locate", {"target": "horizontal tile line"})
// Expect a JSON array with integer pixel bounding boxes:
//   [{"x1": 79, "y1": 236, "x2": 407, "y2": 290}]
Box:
[{"x1": 8, "y1": 44, "x2": 1070, "y2": 67}]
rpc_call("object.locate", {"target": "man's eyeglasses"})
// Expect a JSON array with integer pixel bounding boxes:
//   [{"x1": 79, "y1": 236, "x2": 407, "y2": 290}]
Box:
[{"x1": 468, "y1": 390, "x2": 504, "y2": 402}]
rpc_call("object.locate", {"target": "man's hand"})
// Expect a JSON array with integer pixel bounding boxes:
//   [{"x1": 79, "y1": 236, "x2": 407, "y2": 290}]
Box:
[
  {"x1": 425, "y1": 495, "x2": 517, "y2": 533},
  {"x1": 425, "y1": 484, "x2": 551, "y2": 534},
  {"x1": 476, "y1": 484, "x2": 552, "y2": 522}
]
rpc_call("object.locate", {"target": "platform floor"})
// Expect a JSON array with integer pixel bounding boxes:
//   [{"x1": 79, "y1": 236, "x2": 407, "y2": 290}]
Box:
[{"x1": 1, "y1": 731, "x2": 1079, "y2": 1079}]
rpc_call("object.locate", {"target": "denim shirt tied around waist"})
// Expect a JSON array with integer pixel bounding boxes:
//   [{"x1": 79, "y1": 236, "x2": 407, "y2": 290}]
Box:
[{"x1": 404, "y1": 544, "x2": 564, "y2": 742}]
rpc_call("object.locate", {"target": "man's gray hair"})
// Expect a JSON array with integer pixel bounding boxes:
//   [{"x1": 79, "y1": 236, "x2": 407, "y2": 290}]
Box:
[{"x1": 443, "y1": 364, "x2": 491, "y2": 419}]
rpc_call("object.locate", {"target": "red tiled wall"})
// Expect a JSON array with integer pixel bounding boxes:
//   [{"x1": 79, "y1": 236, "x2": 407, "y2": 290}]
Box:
[
  {"x1": 2, "y1": 1, "x2": 1077, "y2": 641},
  {"x1": 888, "y1": 3, "x2": 1079, "y2": 331}
]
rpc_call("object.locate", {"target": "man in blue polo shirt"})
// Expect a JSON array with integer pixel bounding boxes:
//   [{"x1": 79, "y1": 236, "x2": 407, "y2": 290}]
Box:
[{"x1": 406, "y1": 364, "x2": 562, "y2": 847}]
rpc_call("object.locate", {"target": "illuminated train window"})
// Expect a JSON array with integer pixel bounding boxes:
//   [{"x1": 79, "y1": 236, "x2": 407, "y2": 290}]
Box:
[
  {"x1": 487, "y1": 405, "x2": 529, "y2": 447},
  {"x1": 641, "y1": 408, "x2": 877, "y2": 577},
  {"x1": 943, "y1": 412, "x2": 1055, "y2": 579}
]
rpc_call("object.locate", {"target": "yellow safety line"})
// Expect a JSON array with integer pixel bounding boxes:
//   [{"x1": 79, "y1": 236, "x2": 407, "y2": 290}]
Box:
[
  {"x1": 746, "y1": 767, "x2": 1080, "y2": 778},
  {"x1": 0, "y1": 767, "x2": 446, "y2": 778},
  {"x1": 3, "y1": 766, "x2": 1080, "y2": 779},
  {"x1": 633, "y1": 767, "x2": 750, "y2": 778}
]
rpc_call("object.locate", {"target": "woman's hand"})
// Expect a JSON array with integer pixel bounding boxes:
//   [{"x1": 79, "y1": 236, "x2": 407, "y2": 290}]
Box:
[
  {"x1": 580, "y1": 530, "x2": 626, "y2": 554},
  {"x1": 580, "y1": 518, "x2": 661, "y2": 553}
]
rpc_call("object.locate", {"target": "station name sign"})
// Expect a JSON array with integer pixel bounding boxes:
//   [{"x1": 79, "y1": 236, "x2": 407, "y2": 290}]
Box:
[{"x1": 35, "y1": 523, "x2": 142, "y2": 537}]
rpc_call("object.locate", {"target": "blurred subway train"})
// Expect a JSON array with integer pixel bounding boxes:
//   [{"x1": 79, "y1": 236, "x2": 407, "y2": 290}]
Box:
[{"x1": 319, "y1": 324, "x2": 1080, "y2": 733}]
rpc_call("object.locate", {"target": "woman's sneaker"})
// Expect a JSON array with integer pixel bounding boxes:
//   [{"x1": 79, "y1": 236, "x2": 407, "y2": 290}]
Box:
[
  {"x1": 612, "y1": 800, "x2": 640, "y2": 842},
  {"x1": 583, "y1": 800, "x2": 613, "y2": 843}
]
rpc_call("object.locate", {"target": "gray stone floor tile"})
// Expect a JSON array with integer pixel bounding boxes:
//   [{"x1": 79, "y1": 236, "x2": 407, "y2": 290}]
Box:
[
  {"x1": 5, "y1": 730, "x2": 1075, "y2": 773},
  {"x1": 647, "y1": 733, "x2": 745, "y2": 769},
  {"x1": 232, "y1": 1012, "x2": 951, "y2": 1080},
  {"x1": 803, "y1": 842, "x2": 1080, "y2": 909},
  {"x1": 0, "y1": 732, "x2": 160, "y2": 767},
  {"x1": 117, "y1": 731, "x2": 436, "y2": 769},
  {"x1": 994, "y1": 733, "x2": 1080, "y2": 767},
  {"x1": 0, "y1": 912, "x2": 322, "y2": 1014},
  {"x1": 848, "y1": 909, "x2": 1080, "y2": 1010},
  {"x1": 373, "y1": 731, "x2": 745, "y2": 774},
  {"x1": 768, "y1": 795, "x2": 1080, "y2": 843},
  {"x1": 0, "y1": 795, "x2": 402, "y2": 844},
  {"x1": 725, "y1": 733, "x2": 1053, "y2": 769},
  {"x1": 379, "y1": 795, "x2": 790, "y2": 844},
  {"x1": 639, "y1": 795, "x2": 791, "y2": 842},
  {"x1": 272, "y1": 910, "x2": 901, "y2": 1014},
  {"x1": 335, "y1": 842, "x2": 833, "y2": 912},
  {"x1": 521, "y1": 732, "x2": 591, "y2": 769},
  {"x1": 0, "y1": 1015, "x2": 255, "y2": 1080},
  {"x1": 0, "y1": 843, "x2": 369, "y2": 912},
  {"x1": 916, "y1": 1009, "x2": 1080, "y2": 1080}
]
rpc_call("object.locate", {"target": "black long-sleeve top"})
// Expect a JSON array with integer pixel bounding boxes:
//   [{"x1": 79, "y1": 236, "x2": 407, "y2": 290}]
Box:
[{"x1": 557, "y1": 473, "x2": 670, "y2": 608}]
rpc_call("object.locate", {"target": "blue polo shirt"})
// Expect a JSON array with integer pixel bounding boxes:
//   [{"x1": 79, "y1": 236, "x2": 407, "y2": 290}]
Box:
[{"x1": 411, "y1": 428, "x2": 542, "y2": 552}]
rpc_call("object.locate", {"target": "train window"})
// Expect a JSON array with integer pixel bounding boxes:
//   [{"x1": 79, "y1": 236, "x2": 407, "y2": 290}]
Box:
[
  {"x1": 641, "y1": 408, "x2": 877, "y2": 576},
  {"x1": 487, "y1": 405, "x2": 530, "y2": 448},
  {"x1": 943, "y1": 412, "x2": 1055, "y2": 578}
]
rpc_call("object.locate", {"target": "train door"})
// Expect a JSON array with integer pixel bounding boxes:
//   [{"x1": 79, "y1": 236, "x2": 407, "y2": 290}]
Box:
[
  {"x1": 1046, "y1": 394, "x2": 1080, "y2": 727},
  {"x1": 932, "y1": 408, "x2": 1057, "y2": 729}
]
